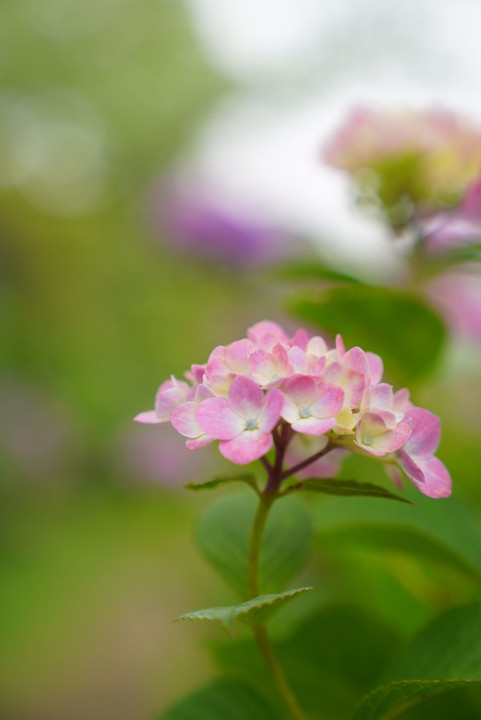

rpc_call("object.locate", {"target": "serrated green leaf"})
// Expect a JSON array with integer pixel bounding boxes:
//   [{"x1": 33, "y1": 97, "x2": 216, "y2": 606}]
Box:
[
  {"x1": 353, "y1": 679, "x2": 474, "y2": 720},
  {"x1": 185, "y1": 473, "x2": 258, "y2": 493},
  {"x1": 290, "y1": 285, "x2": 446, "y2": 383},
  {"x1": 353, "y1": 604, "x2": 481, "y2": 720},
  {"x1": 196, "y1": 493, "x2": 313, "y2": 598},
  {"x1": 287, "y1": 478, "x2": 412, "y2": 504},
  {"x1": 158, "y1": 677, "x2": 281, "y2": 719},
  {"x1": 175, "y1": 587, "x2": 312, "y2": 633}
]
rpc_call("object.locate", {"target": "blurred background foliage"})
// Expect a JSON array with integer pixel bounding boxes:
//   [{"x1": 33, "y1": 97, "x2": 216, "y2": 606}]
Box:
[{"x1": 1, "y1": 1, "x2": 481, "y2": 719}]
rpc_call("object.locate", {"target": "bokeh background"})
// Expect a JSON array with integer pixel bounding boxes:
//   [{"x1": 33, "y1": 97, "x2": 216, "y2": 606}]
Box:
[{"x1": 2, "y1": 2, "x2": 481, "y2": 719}]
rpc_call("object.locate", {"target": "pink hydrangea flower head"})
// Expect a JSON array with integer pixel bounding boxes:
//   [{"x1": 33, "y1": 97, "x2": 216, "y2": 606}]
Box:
[{"x1": 134, "y1": 320, "x2": 451, "y2": 499}]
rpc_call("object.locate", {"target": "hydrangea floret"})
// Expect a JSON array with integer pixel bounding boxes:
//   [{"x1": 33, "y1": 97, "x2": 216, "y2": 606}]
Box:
[{"x1": 135, "y1": 320, "x2": 451, "y2": 499}]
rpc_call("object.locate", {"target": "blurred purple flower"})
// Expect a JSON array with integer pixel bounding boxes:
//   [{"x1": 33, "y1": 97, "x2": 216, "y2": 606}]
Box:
[
  {"x1": 150, "y1": 179, "x2": 291, "y2": 268},
  {"x1": 115, "y1": 421, "x2": 222, "y2": 488},
  {"x1": 0, "y1": 377, "x2": 76, "y2": 480}
]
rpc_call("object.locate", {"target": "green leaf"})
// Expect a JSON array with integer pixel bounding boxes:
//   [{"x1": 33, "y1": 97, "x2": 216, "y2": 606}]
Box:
[
  {"x1": 353, "y1": 680, "x2": 474, "y2": 720},
  {"x1": 353, "y1": 603, "x2": 481, "y2": 720},
  {"x1": 291, "y1": 285, "x2": 446, "y2": 383},
  {"x1": 287, "y1": 478, "x2": 412, "y2": 504},
  {"x1": 185, "y1": 473, "x2": 258, "y2": 493},
  {"x1": 274, "y1": 260, "x2": 363, "y2": 285},
  {"x1": 314, "y1": 492, "x2": 481, "y2": 586},
  {"x1": 196, "y1": 493, "x2": 313, "y2": 598},
  {"x1": 175, "y1": 587, "x2": 312, "y2": 633},
  {"x1": 212, "y1": 605, "x2": 401, "y2": 720},
  {"x1": 158, "y1": 677, "x2": 281, "y2": 719}
]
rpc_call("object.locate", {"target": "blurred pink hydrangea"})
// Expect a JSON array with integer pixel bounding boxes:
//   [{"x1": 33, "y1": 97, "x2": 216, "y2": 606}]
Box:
[
  {"x1": 423, "y1": 172, "x2": 481, "y2": 252},
  {"x1": 135, "y1": 321, "x2": 451, "y2": 498},
  {"x1": 323, "y1": 107, "x2": 481, "y2": 226}
]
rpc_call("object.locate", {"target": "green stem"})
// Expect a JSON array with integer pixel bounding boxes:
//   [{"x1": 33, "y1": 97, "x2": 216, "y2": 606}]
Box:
[
  {"x1": 253, "y1": 625, "x2": 306, "y2": 720},
  {"x1": 247, "y1": 493, "x2": 274, "y2": 598},
  {"x1": 246, "y1": 488, "x2": 306, "y2": 719}
]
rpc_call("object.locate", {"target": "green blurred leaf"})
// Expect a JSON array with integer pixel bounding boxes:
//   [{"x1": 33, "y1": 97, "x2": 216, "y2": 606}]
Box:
[
  {"x1": 196, "y1": 493, "x2": 313, "y2": 598},
  {"x1": 185, "y1": 473, "x2": 258, "y2": 493},
  {"x1": 158, "y1": 677, "x2": 281, "y2": 719},
  {"x1": 275, "y1": 260, "x2": 363, "y2": 285},
  {"x1": 291, "y1": 285, "x2": 446, "y2": 383},
  {"x1": 175, "y1": 587, "x2": 312, "y2": 634},
  {"x1": 353, "y1": 604, "x2": 481, "y2": 720},
  {"x1": 318, "y1": 524, "x2": 481, "y2": 584},
  {"x1": 286, "y1": 478, "x2": 412, "y2": 504},
  {"x1": 314, "y1": 492, "x2": 481, "y2": 586},
  {"x1": 213, "y1": 605, "x2": 401, "y2": 720}
]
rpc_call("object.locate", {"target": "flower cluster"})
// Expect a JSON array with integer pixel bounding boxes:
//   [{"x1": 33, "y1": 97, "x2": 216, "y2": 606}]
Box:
[
  {"x1": 323, "y1": 107, "x2": 481, "y2": 224},
  {"x1": 135, "y1": 321, "x2": 451, "y2": 498}
]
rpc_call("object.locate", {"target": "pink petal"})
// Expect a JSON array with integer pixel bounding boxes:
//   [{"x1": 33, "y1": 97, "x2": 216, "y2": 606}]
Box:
[
  {"x1": 227, "y1": 375, "x2": 264, "y2": 419},
  {"x1": 287, "y1": 346, "x2": 310, "y2": 375},
  {"x1": 393, "y1": 388, "x2": 412, "y2": 413},
  {"x1": 249, "y1": 349, "x2": 279, "y2": 385},
  {"x1": 186, "y1": 435, "x2": 213, "y2": 450},
  {"x1": 370, "y1": 421, "x2": 412, "y2": 454},
  {"x1": 414, "y1": 457, "x2": 452, "y2": 498},
  {"x1": 155, "y1": 379, "x2": 191, "y2": 421},
  {"x1": 404, "y1": 407, "x2": 441, "y2": 459},
  {"x1": 369, "y1": 383, "x2": 394, "y2": 411},
  {"x1": 323, "y1": 362, "x2": 366, "y2": 406},
  {"x1": 219, "y1": 429, "x2": 273, "y2": 464},
  {"x1": 257, "y1": 389, "x2": 284, "y2": 432},
  {"x1": 310, "y1": 380, "x2": 344, "y2": 419},
  {"x1": 397, "y1": 449, "x2": 425, "y2": 484},
  {"x1": 291, "y1": 328, "x2": 309, "y2": 350},
  {"x1": 171, "y1": 402, "x2": 201, "y2": 438},
  {"x1": 307, "y1": 336, "x2": 328, "y2": 358},
  {"x1": 281, "y1": 375, "x2": 318, "y2": 409},
  {"x1": 134, "y1": 410, "x2": 161, "y2": 424},
  {"x1": 335, "y1": 334, "x2": 346, "y2": 358},
  {"x1": 195, "y1": 397, "x2": 243, "y2": 440},
  {"x1": 247, "y1": 321, "x2": 289, "y2": 349},
  {"x1": 291, "y1": 416, "x2": 336, "y2": 435},
  {"x1": 224, "y1": 339, "x2": 255, "y2": 374},
  {"x1": 206, "y1": 346, "x2": 228, "y2": 375},
  {"x1": 280, "y1": 394, "x2": 302, "y2": 424},
  {"x1": 184, "y1": 363, "x2": 206, "y2": 384},
  {"x1": 343, "y1": 346, "x2": 369, "y2": 376},
  {"x1": 367, "y1": 352, "x2": 383, "y2": 384}
]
